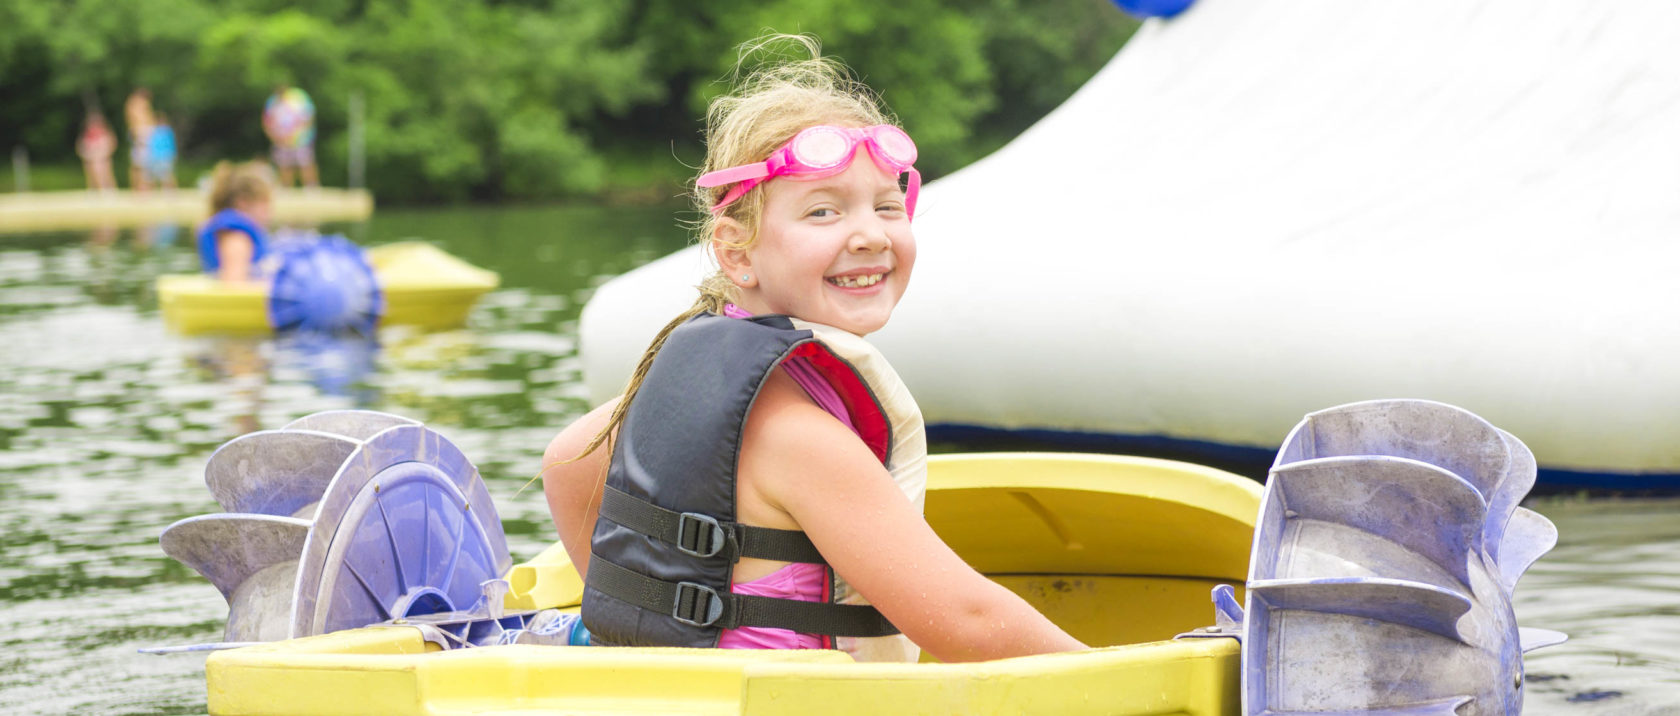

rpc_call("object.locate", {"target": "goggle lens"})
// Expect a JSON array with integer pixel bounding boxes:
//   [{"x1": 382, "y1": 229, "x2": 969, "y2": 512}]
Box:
[
  {"x1": 792, "y1": 127, "x2": 854, "y2": 169},
  {"x1": 870, "y1": 127, "x2": 917, "y2": 167}
]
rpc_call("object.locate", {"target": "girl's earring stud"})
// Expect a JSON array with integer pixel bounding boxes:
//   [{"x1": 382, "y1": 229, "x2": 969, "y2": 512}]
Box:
[{"x1": 741, "y1": 274, "x2": 750, "y2": 282}]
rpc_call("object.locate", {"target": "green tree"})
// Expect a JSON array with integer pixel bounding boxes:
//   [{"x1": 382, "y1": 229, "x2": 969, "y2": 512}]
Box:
[{"x1": 0, "y1": 0, "x2": 1137, "y2": 201}]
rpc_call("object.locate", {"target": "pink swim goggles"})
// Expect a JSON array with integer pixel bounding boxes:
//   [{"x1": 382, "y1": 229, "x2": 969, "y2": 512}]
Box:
[{"x1": 697, "y1": 124, "x2": 920, "y2": 219}]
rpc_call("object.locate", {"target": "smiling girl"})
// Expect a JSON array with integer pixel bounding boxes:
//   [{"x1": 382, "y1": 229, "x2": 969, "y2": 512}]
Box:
[{"x1": 541, "y1": 36, "x2": 1085, "y2": 663}]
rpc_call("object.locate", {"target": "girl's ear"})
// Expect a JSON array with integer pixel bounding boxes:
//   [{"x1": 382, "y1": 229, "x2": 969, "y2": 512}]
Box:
[{"x1": 712, "y1": 218, "x2": 753, "y2": 282}]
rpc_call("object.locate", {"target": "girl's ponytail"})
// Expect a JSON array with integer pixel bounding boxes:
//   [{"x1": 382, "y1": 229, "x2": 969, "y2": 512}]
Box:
[{"x1": 571, "y1": 274, "x2": 735, "y2": 460}]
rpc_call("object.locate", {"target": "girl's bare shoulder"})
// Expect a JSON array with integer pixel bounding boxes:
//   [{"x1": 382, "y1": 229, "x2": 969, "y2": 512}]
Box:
[
  {"x1": 545, "y1": 398, "x2": 620, "y2": 467},
  {"x1": 743, "y1": 368, "x2": 881, "y2": 480}
]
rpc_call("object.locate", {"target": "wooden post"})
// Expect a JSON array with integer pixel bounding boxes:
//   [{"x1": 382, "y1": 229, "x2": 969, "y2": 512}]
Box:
[
  {"x1": 348, "y1": 90, "x2": 365, "y2": 190},
  {"x1": 11, "y1": 146, "x2": 28, "y2": 193}
]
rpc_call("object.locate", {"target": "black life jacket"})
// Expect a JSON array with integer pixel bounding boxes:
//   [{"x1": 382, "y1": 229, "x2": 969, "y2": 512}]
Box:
[{"x1": 583, "y1": 312, "x2": 927, "y2": 660}]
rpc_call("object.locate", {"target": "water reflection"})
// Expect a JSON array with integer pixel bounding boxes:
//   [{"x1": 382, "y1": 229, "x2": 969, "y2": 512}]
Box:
[
  {"x1": 1518, "y1": 497, "x2": 1680, "y2": 714},
  {"x1": 272, "y1": 331, "x2": 381, "y2": 402},
  {"x1": 187, "y1": 336, "x2": 268, "y2": 435},
  {"x1": 137, "y1": 222, "x2": 181, "y2": 250}
]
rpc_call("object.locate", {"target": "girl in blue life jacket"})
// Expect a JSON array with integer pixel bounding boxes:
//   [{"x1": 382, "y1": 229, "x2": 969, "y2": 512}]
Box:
[
  {"x1": 196, "y1": 160, "x2": 276, "y2": 283},
  {"x1": 540, "y1": 35, "x2": 1086, "y2": 664}
]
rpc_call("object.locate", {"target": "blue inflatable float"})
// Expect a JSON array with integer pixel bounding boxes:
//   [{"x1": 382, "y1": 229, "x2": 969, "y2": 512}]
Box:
[
  {"x1": 1112, "y1": 0, "x2": 1195, "y2": 19},
  {"x1": 266, "y1": 235, "x2": 384, "y2": 335}
]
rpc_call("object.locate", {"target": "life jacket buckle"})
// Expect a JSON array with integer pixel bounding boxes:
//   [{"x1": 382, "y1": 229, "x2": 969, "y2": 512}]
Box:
[
  {"x1": 677, "y1": 511, "x2": 728, "y2": 558},
  {"x1": 672, "y1": 581, "x2": 725, "y2": 627}
]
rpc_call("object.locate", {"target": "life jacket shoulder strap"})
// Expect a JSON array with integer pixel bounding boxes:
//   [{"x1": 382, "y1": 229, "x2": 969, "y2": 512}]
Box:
[
  {"x1": 599, "y1": 485, "x2": 824, "y2": 564},
  {"x1": 588, "y1": 555, "x2": 900, "y2": 637}
]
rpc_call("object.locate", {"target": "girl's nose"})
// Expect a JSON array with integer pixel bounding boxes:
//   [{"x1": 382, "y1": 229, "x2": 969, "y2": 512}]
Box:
[{"x1": 849, "y1": 216, "x2": 892, "y2": 253}]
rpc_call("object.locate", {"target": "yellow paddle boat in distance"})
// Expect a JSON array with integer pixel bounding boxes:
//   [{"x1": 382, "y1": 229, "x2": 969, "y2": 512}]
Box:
[
  {"x1": 202, "y1": 452, "x2": 1261, "y2": 715},
  {"x1": 156, "y1": 241, "x2": 500, "y2": 335}
]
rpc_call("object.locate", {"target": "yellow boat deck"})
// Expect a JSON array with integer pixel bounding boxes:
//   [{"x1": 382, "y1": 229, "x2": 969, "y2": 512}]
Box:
[{"x1": 207, "y1": 453, "x2": 1262, "y2": 715}]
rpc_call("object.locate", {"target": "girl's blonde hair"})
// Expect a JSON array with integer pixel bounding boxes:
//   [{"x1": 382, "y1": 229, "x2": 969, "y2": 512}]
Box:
[
  {"x1": 208, "y1": 160, "x2": 276, "y2": 213},
  {"x1": 573, "y1": 34, "x2": 896, "y2": 460}
]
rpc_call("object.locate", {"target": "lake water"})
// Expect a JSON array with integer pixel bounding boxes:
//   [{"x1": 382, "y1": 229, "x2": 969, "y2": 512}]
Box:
[{"x1": 0, "y1": 204, "x2": 1671, "y2": 715}]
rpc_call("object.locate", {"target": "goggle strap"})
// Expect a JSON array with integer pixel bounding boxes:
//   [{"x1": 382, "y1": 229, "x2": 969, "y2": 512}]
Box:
[
  {"x1": 711, "y1": 168, "x2": 919, "y2": 218},
  {"x1": 702, "y1": 127, "x2": 920, "y2": 215},
  {"x1": 697, "y1": 162, "x2": 772, "y2": 189},
  {"x1": 905, "y1": 168, "x2": 921, "y2": 221},
  {"x1": 709, "y1": 180, "x2": 760, "y2": 215}
]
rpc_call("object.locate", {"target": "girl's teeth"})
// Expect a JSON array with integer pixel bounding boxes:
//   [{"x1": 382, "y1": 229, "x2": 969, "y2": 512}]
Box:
[{"x1": 830, "y1": 273, "x2": 884, "y2": 288}]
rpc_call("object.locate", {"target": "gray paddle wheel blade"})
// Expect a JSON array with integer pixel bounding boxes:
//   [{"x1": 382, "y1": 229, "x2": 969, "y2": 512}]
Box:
[
  {"x1": 1243, "y1": 399, "x2": 1564, "y2": 716},
  {"x1": 160, "y1": 514, "x2": 310, "y2": 642},
  {"x1": 158, "y1": 410, "x2": 509, "y2": 646},
  {"x1": 281, "y1": 409, "x2": 420, "y2": 441},
  {"x1": 205, "y1": 430, "x2": 360, "y2": 518}
]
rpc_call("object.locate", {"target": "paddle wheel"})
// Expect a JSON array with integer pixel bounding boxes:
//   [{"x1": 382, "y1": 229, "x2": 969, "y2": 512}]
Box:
[
  {"x1": 1229, "y1": 399, "x2": 1565, "y2": 715},
  {"x1": 266, "y1": 234, "x2": 383, "y2": 335},
  {"x1": 160, "y1": 410, "x2": 518, "y2": 645}
]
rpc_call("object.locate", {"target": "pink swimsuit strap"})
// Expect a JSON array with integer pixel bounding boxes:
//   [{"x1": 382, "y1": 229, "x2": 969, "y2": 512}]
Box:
[
  {"x1": 721, "y1": 304, "x2": 856, "y2": 432},
  {"x1": 716, "y1": 304, "x2": 855, "y2": 650}
]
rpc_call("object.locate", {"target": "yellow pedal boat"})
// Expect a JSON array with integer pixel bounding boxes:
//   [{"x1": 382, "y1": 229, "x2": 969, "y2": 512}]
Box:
[
  {"x1": 204, "y1": 453, "x2": 1261, "y2": 715},
  {"x1": 156, "y1": 241, "x2": 499, "y2": 335}
]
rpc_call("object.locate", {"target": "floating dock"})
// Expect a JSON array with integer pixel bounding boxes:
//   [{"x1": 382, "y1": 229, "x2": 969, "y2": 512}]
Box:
[{"x1": 0, "y1": 188, "x2": 374, "y2": 233}]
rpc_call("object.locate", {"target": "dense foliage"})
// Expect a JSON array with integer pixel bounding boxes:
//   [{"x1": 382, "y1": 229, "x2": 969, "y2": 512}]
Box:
[{"x1": 0, "y1": 0, "x2": 1137, "y2": 202}]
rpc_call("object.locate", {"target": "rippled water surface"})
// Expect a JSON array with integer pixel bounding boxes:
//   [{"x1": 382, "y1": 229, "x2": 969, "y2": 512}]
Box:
[{"x1": 0, "y1": 205, "x2": 1669, "y2": 714}]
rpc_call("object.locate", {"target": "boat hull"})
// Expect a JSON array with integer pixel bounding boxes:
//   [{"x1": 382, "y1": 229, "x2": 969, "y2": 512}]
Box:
[
  {"x1": 210, "y1": 629, "x2": 1239, "y2": 716},
  {"x1": 157, "y1": 242, "x2": 499, "y2": 335}
]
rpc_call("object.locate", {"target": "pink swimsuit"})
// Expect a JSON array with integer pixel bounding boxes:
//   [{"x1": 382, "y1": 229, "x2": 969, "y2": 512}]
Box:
[{"x1": 715, "y1": 305, "x2": 853, "y2": 650}]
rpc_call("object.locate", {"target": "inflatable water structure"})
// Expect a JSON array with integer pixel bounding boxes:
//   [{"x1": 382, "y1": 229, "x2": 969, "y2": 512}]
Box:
[
  {"x1": 577, "y1": 0, "x2": 1680, "y2": 491},
  {"x1": 153, "y1": 399, "x2": 1560, "y2": 714}
]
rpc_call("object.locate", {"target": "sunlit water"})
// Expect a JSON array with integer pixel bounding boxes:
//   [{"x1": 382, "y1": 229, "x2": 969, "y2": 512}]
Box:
[{"x1": 0, "y1": 206, "x2": 1669, "y2": 714}]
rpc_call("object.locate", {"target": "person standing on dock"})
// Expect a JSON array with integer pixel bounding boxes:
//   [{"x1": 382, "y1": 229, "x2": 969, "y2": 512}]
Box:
[
  {"x1": 263, "y1": 83, "x2": 319, "y2": 189},
  {"x1": 145, "y1": 111, "x2": 178, "y2": 190},
  {"x1": 124, "y1": 88, "x2": 155, "y2": 191},
  {"x1": 76, "y1": 112, "x2": 118, "y2": 192}
]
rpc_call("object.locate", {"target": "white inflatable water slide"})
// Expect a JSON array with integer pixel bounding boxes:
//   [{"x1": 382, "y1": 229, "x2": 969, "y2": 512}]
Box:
[{"x1": 581, "y1": 0, "x2": 1680, "y2": 490}]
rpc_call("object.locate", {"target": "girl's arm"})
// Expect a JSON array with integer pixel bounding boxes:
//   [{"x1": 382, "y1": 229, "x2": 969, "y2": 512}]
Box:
[
  {"x1": 541, "y1": 398, "x2": 620, "y2": 579},
  {"x1": 743, "y1": 377, "x2": 1087, "y2": 663},
  {"x1": 216, "y1": 231, "x2": 255, "y2": 284}
]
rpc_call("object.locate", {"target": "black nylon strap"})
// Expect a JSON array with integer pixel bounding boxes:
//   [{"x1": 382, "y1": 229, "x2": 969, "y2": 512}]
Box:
[
  {"x1": 730, "y1": 590, "x2": 901, "y2": 637},
  {"x1": 599, "y1": 485, "x2": 827, "y2": 564},
  {"x1": 588, "y1": 556, "x2": 900, "y2": 637}
]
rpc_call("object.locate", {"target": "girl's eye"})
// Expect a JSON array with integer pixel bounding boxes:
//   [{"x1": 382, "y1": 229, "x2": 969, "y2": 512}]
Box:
[
  {"x1": 876, "y1": 203, "x2": 905, "y2": 215},
  {"x1": 806, "y1": 207, "x2": 835, "y2": 218}
]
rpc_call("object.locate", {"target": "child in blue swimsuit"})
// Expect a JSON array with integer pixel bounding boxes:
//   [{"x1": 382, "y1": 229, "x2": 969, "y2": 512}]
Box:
[{"x1": 196, "y1": 161, "x2": 277, "y2": 283}]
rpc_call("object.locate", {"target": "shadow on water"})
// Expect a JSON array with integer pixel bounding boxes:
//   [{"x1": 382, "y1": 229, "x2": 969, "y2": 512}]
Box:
[{"x1": 0, "y1": 201, "x2": 1674, "y2": 714}]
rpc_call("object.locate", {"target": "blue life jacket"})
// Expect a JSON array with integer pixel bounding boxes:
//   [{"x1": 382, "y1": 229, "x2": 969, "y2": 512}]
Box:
[
  {"x1": 197, "y1": 209, "x2": 270, "y2": 274},
  {"x1": 583, "y1": 312, "x2": 927, "y2": 659}
]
